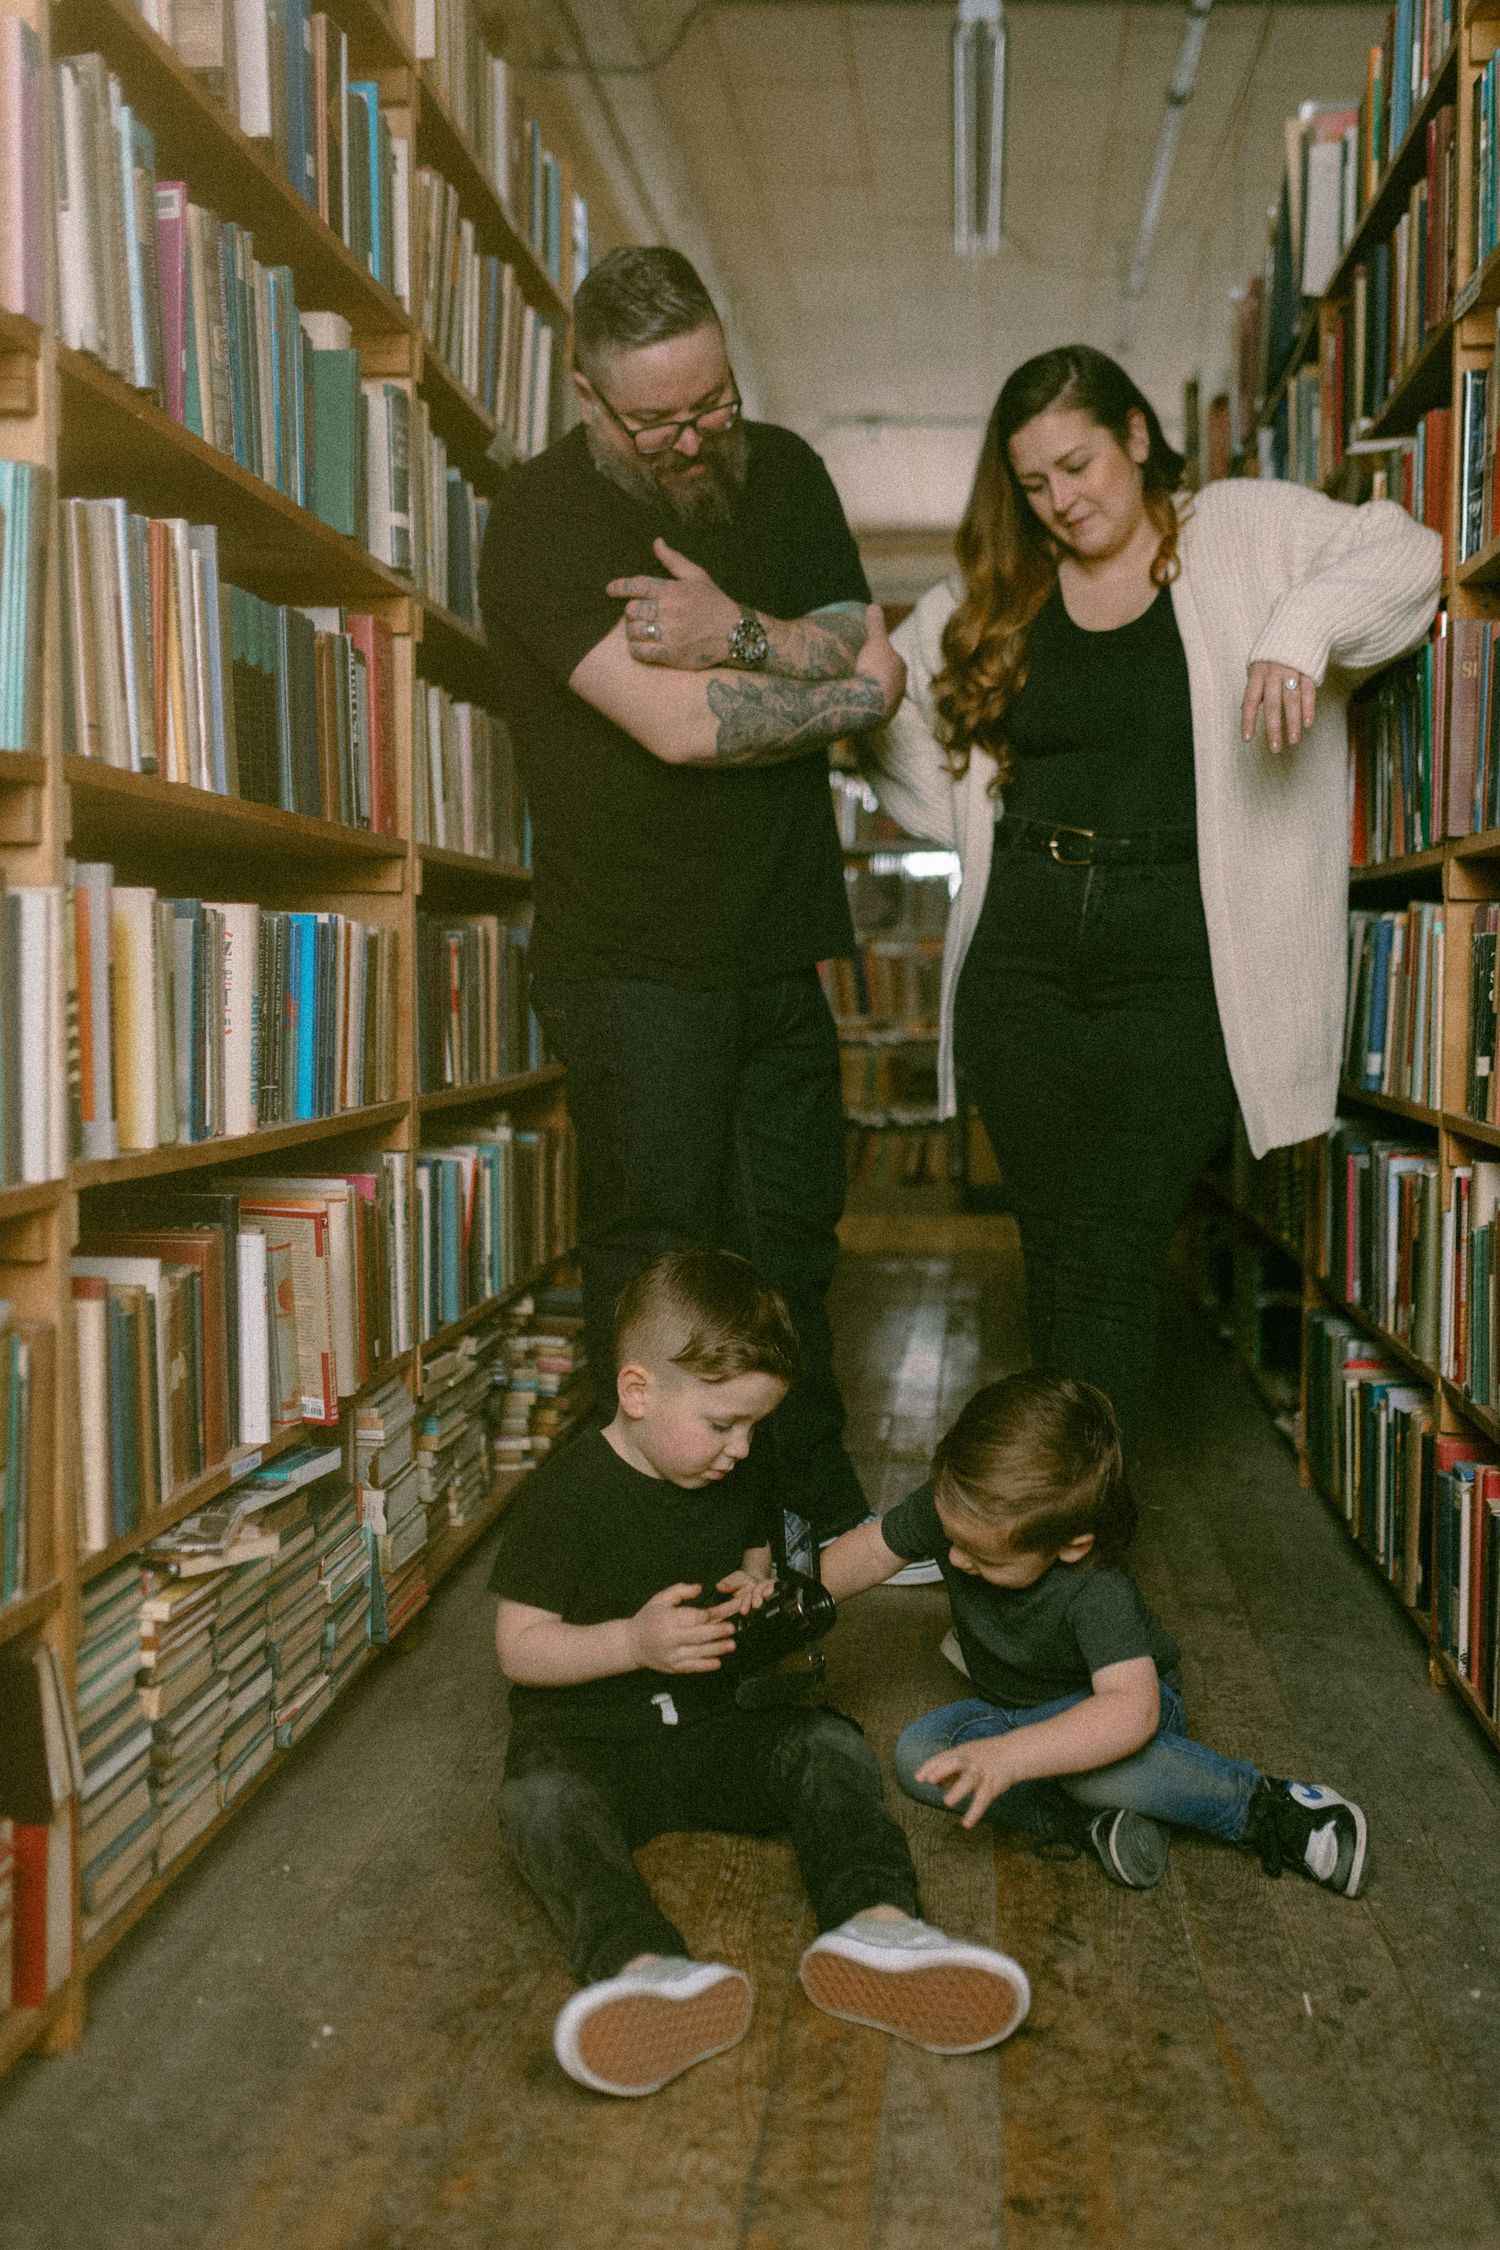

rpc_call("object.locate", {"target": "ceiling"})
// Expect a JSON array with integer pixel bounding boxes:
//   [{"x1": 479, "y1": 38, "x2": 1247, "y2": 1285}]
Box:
[{"x1": 520, "y1": 2, "x2": 1385, "y2": 589}]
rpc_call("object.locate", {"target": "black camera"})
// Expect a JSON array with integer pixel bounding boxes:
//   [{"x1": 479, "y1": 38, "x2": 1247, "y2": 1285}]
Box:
[{"x1": 712, "y1": 1570, "x2": 837, "y2": 1677}]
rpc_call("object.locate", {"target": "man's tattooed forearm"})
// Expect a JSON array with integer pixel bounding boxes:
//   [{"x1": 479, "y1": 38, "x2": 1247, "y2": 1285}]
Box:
[
  {"x1": 706, "y1": 673, "x2": 887, "y2": 765},
  {"x1": 764, "y1": 604, "x2": 867, "y2": 680}
]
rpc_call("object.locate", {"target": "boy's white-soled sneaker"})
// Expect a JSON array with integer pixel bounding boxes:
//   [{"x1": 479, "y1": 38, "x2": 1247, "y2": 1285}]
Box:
[
  {"x1": 552, "y1": 1958, "x2": 753, "y2": 2096},
  {"x1": 1247, "y1": 1778, "x2": 1369, "y2": 1898},
  {"x1": 798, "y1": 1914, "x2": 1030, "y2": 2053}
]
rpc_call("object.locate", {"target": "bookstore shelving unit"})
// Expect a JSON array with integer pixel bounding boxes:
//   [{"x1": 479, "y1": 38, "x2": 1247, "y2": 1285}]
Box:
[
  {"x1": 0, "y1": 0, "x2": 596, "y2": 2075},
  {"x1": 1213, "y1": 2, "x2": 1500, "y2": 1766}
]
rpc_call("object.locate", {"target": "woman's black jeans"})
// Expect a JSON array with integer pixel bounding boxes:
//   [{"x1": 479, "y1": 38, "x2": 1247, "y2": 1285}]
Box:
[{"x1": 956, "y1": 841, "x2": 1236, "y2": 1449}]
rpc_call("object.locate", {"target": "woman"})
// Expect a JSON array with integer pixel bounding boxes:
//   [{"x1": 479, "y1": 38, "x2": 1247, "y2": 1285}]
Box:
[{"x1": 865, "y1": 346, "x2": 1441, "y2": 1448}]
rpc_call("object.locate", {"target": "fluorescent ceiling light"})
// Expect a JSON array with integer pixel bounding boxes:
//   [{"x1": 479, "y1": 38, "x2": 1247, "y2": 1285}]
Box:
[{"x1": 952, "y1": 0, "x2": 1006, "y2": 257}]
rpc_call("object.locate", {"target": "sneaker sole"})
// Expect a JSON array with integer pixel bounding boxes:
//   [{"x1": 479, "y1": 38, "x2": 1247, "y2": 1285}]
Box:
[
  {"x1": 1093, "y1": 1810, "x2": 1171, "y2": 1890},
  {"x1": 563, "y1": 1975, "x2": 752, "y2": 2096},
  {"x1": 1335, "y1": 1804, "x2": 1369, "y2": 1898},
  {"x1": 799, "y1": 1951, "x2": 1029, "y2": 2054}
]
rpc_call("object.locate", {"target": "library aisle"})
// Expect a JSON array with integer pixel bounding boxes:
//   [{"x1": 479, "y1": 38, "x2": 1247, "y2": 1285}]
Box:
[{"x1": 1, "y1": 1231, "x2": 1498, "y2": 2250}]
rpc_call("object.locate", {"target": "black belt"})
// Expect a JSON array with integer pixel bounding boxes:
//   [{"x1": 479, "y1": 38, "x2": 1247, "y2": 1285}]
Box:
[{"x1": 993, "y1": 816, "x2": 1197, "y2": 867}]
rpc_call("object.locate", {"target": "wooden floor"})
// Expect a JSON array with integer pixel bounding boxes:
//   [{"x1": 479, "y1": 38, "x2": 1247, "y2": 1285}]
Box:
[{"x1": 4, "y1": 1230, "x2": 1500, "y2": 2249}]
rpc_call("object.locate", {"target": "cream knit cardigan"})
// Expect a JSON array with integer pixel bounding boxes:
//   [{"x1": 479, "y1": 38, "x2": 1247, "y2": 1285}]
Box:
[{"x1": 861, "y1": 477, "x2": 1443, "y2": 1158}]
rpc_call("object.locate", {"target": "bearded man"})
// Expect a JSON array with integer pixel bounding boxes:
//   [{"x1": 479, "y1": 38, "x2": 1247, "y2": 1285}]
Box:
[{"x1": 478, "y1": 245, "x2": 904, "y2": 1551}]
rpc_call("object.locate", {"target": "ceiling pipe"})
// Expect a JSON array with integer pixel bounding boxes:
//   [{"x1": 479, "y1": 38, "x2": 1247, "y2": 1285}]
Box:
[{"x1": 1118, "y1": 0, "x2": 1215, "y2": 351}]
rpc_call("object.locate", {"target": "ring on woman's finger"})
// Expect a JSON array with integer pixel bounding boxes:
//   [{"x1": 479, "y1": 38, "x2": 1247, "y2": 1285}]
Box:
[{"x1": 1284, "y1": 675, "x2": 1300, "y2": 692}]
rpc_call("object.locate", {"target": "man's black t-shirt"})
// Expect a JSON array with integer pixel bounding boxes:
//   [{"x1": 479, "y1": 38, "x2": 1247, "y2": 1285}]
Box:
[
  {"x1": 879, "y1": 1484, "x2": 1182, "y2": 1709},
  {"x1": 477, "y1": 421, "x2": 868, "y2": 987},
  {"x1": 487, "y1": 1428, "x2": 764, "y2": 1739}
]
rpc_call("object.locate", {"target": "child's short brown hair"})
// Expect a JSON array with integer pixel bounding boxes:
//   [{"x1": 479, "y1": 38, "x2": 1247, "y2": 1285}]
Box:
[
  {"x1": 932, "y1": 1372, "x2": 1135, "y2": 1565},
  {"x1": 613, "y1": 1248, "x2": 801, "y2": 1387}
]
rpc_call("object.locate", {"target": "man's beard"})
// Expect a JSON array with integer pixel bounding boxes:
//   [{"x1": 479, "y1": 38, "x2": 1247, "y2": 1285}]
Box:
[{"x1": 586, "y1": 422, "x2": 750, "y2": 527}]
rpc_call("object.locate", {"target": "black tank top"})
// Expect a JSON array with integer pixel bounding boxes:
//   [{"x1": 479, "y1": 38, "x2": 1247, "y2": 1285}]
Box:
[{"x1": 998, "y1": 581, "x2": 1196, "y2": 836}]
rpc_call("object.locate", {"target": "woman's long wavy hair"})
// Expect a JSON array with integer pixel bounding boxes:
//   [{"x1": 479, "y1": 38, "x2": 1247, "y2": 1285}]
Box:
[{"x1": 934, "y1": 346, "x2": 1187, "y2": 785}]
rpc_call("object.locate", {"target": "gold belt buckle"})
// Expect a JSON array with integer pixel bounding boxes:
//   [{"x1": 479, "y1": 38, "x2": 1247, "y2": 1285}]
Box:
[{"x1": 1047, "y1": 823, "x2": 1096, "y2": 866}]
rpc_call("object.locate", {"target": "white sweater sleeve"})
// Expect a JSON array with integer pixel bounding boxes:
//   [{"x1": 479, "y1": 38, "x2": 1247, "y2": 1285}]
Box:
[
  {"x1": 1234, "y1": 482, "x2": 1443, "y2": 685},
  {"x1": 858, "y1": 584, "x2": 963, "y2": 849}
]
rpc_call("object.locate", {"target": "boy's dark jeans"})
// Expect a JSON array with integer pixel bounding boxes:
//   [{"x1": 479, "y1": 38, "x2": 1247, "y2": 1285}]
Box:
[
  {"x1": 532, "y1": 966, "x2": 867, "y2": 1539},
  {"x1": 956, "y1": 848, "x2": 1237, "y2": 1449},
  {"x1": 499, "y1": 1705, "x2": 922, "y2": 1986}
]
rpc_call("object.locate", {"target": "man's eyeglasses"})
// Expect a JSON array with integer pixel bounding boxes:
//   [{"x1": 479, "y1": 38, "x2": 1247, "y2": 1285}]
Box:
[{"x1": 593, "y1": 377, "x2": 743, "y2": 457}]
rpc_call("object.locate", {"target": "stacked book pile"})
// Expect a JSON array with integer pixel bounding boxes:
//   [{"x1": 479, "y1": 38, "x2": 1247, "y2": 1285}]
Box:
[
  {"x1": 488, "y1": 1286, "x2": 590, "y2": 1471},
  {"x1": 416, "y1": 1335, "x2": 491, "y2": 1536},
  {"x1": 140, "y1": 1576, "x2": 230, "y2": 1872},
  {"x1": 354, "y1": 1379, "x2": 427, "y2": 1644},
  {"x1": 318, "y1": 1483, "x2": 372, "y2": 1698},
  {"x1": 76, "y1": 1561, "x2": 156, "y2": 1941},
  {"x1": 414, "y1": 687, "x2": 526, "y2": 862},
  {"x1": 211, "y1": 1561, "x2": 276, "y2": 1810}
]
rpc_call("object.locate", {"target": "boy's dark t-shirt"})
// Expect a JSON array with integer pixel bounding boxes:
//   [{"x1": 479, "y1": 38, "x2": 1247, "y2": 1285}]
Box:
[
  {"x1": 879, "y1": 1484, "x2": 1181, "y2": 1709},
  {"x1": 488, "y1": 1429, "x2": 762, "y2": 1739},
  {"x1": 477, "y1": 420, "x2": 867, "y2": 988}
]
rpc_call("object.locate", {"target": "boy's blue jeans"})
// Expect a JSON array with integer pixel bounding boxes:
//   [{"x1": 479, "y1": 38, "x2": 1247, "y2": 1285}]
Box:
[{"x1": 894, "y1": 1676, "x2": 1261, "y2": 1842}]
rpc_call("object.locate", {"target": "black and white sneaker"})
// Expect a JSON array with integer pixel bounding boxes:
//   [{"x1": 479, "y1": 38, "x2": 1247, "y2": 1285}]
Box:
[{"x1": 1247, "y1": 1778, "x2": 1369, "y2": 1897}]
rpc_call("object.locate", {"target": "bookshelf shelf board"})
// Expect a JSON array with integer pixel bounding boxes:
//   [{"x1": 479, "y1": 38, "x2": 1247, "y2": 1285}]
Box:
[
  {"x1": 1335, "y1": 1081, "x2": 1442, "y2": 1129},
  {"x1": 1349, "y1": 845, "x2": 1447, "y2": 883},
  {"x1": 417, "y1": 597, "x2": 487, "y2": 655},
  {"x1": 0, "y1": 308, "x2": 41, "y2": 361},
  {"x1": 1431, "y1": 1642, "x2": 1500, "y2": 1754},
  {"x1": 0, "y1": 309, "x2": 41, "y2": 415},
  {"x1": 1439, "y1": 1377, "x2": 1500, "y2": 1450},
  {"x1": 0, "y1": 1579, "x2": 62, "y2": 1653},
  {"x1": 0, "y1": 753, "x2": 47, "y2": 790},
  {"x1": 1309, "y1": 1273, "x2": 1439, "y2": 1388},
  {"x1": 1441, "y1": 1107, "x2": 1500, "y2": 1148},
  {"x1": 417, "y1": 1064, "x2": 565, "y2": 1113},
  {"x1": 420, "y1": 1254, "x2": 567, "y2": 1355},
  {"x1": 1454, "y1": 525, "x2": 1500, "y2": 591},
  {"x1": 57, "y1": 352, "x2": 409, "y2": 608},
  {"x1": 417, "y1": 343, "x2": 509, "y2": 483},
  {"x1": 416, "y1": 844, "x2": 532, "y2": 890},
  {"x1": 335, "y1": 0, "x2": 416, "y2": 73},
  {"x1": 0, "y1": 1987, "x2": 70, "y2": 2078},
  {"x1": 0, "y1": 1181, "x2": 63, "y2": 1226},
  {"x1": 78, "y1": 1420, "x2": 312, "y2": 1585},
  {"x1": 64, "y1": 760, "x2": 410, "y2": 870},
  {"x1": 1325, "y1": 43, "x2": 1460, "y2": 310},
  {"x1": 1363, "y1": 319, "x2": 1455, "y2": 444},
  {"x1": 1451, "y1": 824, "x2": 1500, "y2": 860},
  {"x1": 53, "y1": 0, "x2": 414, "y2": 337},
  {"x1": 414, "y1": 71, "x2": 568, "y2": 323},
  {"x1": 71, "y1": 1100, "x2": 409, "y2": 1192}
]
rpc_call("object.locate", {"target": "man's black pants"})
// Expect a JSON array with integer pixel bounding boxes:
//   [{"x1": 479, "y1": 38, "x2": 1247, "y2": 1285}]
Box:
[
  {"x1": 534, "y1": 966, "x2": 867, "y2": 1538},
  {"x1": 499, "y1": 1705, "x2": 922, "y2": 1985}
]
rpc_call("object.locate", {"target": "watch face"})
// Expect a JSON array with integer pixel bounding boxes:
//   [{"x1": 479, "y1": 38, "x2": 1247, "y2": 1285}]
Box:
[{"x1": 732, "y1": 614, "x2": 769, "y2": 667}]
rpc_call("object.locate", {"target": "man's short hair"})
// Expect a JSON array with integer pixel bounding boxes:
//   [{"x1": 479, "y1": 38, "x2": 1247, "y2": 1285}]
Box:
[
  {"x1": 613, "y1": 1247, "x2": 800, "y2": 1387},
  {"x1": 572, "y1": 247, "x2": 721, "y2": 382}
]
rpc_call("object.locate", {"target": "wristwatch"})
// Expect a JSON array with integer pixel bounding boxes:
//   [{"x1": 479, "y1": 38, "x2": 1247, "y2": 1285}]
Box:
[{"x1": 727, "y1": 610, "x2": 770, "y2": 669}]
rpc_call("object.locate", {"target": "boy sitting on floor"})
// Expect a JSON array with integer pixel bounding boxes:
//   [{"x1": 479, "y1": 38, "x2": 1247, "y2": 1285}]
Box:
[
  {"x1": 490, "y1": 1247, "x2": 1031, "y2": 2097},
  {"x1": 820, "y1": 1370, "x2": 1368, "y2": 1896}
]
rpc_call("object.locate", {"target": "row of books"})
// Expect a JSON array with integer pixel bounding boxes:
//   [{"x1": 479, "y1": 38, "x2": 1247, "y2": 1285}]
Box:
[
  {"x1": 820, "y1": 947, "x2": 942, "y2": 1032},
  {"x1": 1466, "y1": 905, "x2": 1500, "y2": 1124},
  {"x1": 414, "y1": 687, "x2": 527, "y2": 863},
  {"x1": 62, "y1": 502, "x2": 398, "y2": 827},
  {"x1": 416, "y1": 1113, "x2": 577, "y2": 1342},
  {"x1": 485, "y1": 1286, "x2": 589, "y2": 1472},
  {"x1": 1228, "y1": 1122, "x2": 1314, "y2": 1258},
  {"x1": 71, "y1": 870, "x2": 398, "y2": 1157},
  {"x1": 0, "y1": 462, "x2": 49, "y2": 755},
  {"x1": 844, "y1": 1121, "x2": 953, "y2": 1189},
  {"x1": 415, "y1": 913, "x2": 541, "y2": 1095},
  {"x1": 1456, "y1": 318, "x2": 1500, "y2": 566},
  {"x1": 415, "y1": 1, "x2": 515, "y2": 213},
  {"x1": 135, "y1": 1, "x2": 409, "y2": 297},
  {"x1": 0, "y1": 883, "x2": 68, "y2": 1189},
  {"x1": 1342, "y1": 903, "x2": 1445, "y2": 1109},
  {"x1": 71, "y1": 1165, "x2": 410, "y2": 1550},
  {"x1": 1438, "y1": 615, "x2": 1500, "y2": 839},
  {"x1": 1320, "y1": 1120, "x2": 1442, "y2": 1367},
  {"x1": 0, "y1": 1819, "x2": 11, "y2": 2008},
  {"x1": 1348, "y1": 627, "x2": 1446, "y2": 862},
  {"x1": 0, "y1": 1310, "x2": 53, "y2": 1611},
  {"x1": 839, "y1": 1038, "x2": 939, "y2": 1122},
  {"x1": 413, "y1": 415, "x2": 489, "y2": 623},
  {"x1": 416, "y1": 166, "x2": 562, "y2": 457}
]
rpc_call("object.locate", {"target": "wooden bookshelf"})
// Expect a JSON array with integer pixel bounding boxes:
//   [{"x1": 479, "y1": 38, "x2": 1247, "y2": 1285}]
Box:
[{"x1": 0, "y1": 0, "x2": 592, "y2": 2072}]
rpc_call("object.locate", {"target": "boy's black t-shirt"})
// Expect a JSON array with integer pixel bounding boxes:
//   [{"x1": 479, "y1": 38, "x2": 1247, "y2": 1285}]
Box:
[
  {"x1": 487, "y1": 1429, "x2": 763, "y2": 1739},
  {"x1": 477, "y1": 420, "x2": 867, "y2": 988},
  {"x1": 879, "y1": 1484, "x2": 1181, "y2": 1709}
]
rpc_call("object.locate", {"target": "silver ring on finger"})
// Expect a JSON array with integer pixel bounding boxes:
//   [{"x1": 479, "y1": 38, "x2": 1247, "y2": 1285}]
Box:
[
  {"x1": 643, "y1": 621, "x2": 661, "y2": 641},
  {"x1": 1284, "y1": 675, "x2": 1299, "y2": 692}
]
